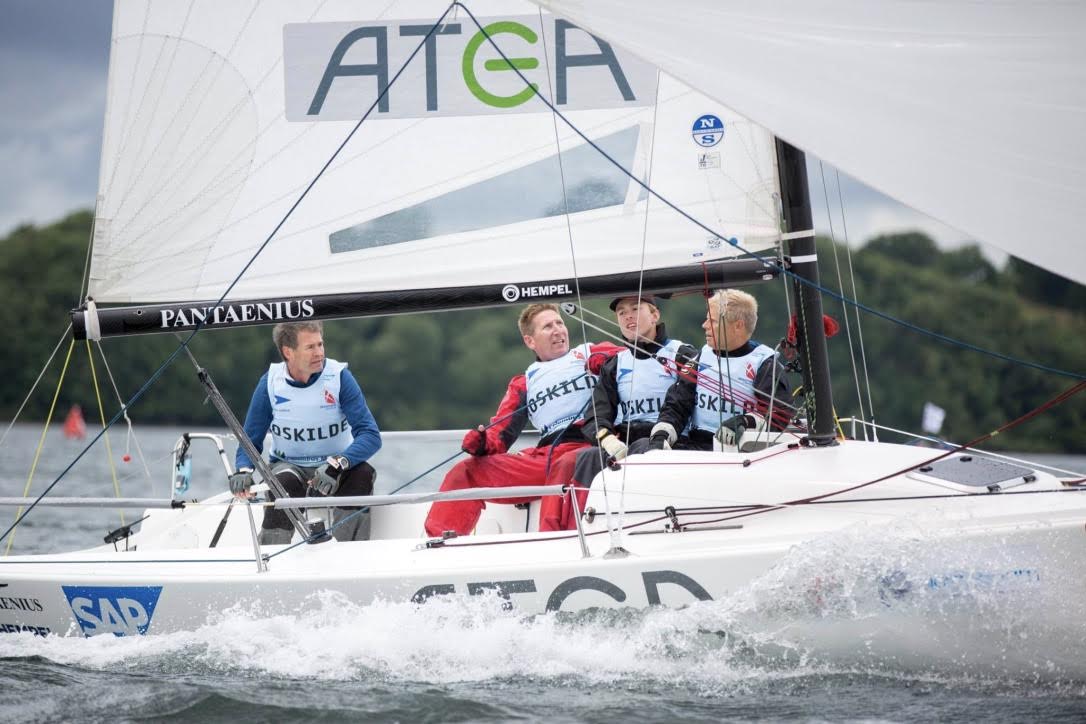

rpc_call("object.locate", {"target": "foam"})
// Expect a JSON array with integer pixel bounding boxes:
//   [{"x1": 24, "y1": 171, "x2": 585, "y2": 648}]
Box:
[{"x1": 2, "y1": 518, "x2": 1083, "y2": 692}]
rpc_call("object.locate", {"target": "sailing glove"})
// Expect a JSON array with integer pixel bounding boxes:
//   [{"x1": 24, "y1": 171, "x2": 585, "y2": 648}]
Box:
[
  {"x1": 673, "y1": 344, "x2": 700, "y2": 383},
  {"x1": 228, "y1": 469, "x2": 254, "y2": 496},
  {"x1": 598, "y1": 432, "x2": 628, "y2": 462},
  {"x1": 586, "y1": 350, "x2": 615, "y2": 376},
  {"x1": 462, "y1": 425, "x2": 489, "y2": 456},
  {"x1": 716, "y1": 413, "x2": 766, "y2": 447},
  {"x1": 313, "y1": 455, "x2": 349, "y2": 496},
  {"x1": 648, "y1": 422, "x2": 677, "y2": 451}
]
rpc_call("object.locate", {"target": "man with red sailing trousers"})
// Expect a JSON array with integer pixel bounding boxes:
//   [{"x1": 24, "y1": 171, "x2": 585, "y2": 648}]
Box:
[
  {"x1": 229, "y1": 321, "x2": 382, "y2": 545},
  {"x1": 423, "y1": 303, "x2": 621, "y2": 537}
]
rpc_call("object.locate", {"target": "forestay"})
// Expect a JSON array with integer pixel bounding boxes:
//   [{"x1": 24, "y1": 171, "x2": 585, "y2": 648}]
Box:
[
  {"x1": 532, "y1": 0, "x2": 1086, "y2": 286},
  {"x1": 88, "y1": 0, "x2": 783, "y2": 322}
]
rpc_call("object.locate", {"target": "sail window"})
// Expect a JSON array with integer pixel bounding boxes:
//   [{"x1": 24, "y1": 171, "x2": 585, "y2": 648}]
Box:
[{"x1": 329, "y1": 126, "x2": 641, "y2": 253}]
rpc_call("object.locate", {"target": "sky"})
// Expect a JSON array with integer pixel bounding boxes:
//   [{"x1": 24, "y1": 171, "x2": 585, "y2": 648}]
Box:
[{"x1": 0, "y1": 0, "x2": 985, "y2": 261}]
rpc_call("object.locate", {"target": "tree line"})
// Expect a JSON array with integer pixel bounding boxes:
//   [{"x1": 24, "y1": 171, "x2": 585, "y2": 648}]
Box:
[{"x1": 1, "y1": 211, "x2": 1082, "y2": 452}]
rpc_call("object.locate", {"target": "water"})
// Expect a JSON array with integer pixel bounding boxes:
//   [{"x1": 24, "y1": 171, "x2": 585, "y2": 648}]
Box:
[{"x1": 1, "y1": 424, "x2": 1084, "y2": 723}]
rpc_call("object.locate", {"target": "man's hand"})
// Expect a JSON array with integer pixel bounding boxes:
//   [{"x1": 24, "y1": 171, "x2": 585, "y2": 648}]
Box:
[
  {"x1": 598, "y1": 432, "x2": 628, "y2": 462},
  {"x1": 228, "y1": 469, "x2": 254, "y2": 497},
  {"x1": 648, "y1": 422, "x2": 677, "y2": 451},
  {"x1": 715, "y1": 413, "x2": 766, "y2": 447},
  {"x1": 312, "y1": 455, "x2": 349, "y2": 496},
  {"x1": 673, "y1": 344, "x2": 700, "y2": 383},
  {"x1": 586, "y1": 351, "x2": 611, "y2": 376},
  {"x1": 461, "y1": 425, "x2": 488, "y2": 456}
]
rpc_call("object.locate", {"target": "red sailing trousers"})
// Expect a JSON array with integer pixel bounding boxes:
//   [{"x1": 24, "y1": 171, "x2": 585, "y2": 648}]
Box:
[
  {"x1": 423, "y1": 441, "x2": 588, "y2": 537},
  {"x1": 537, "y1": 446, "x2": 599, "y2": 532}
]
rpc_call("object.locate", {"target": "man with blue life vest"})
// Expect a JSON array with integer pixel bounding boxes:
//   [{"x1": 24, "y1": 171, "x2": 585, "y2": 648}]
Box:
[
  {"x1": 423, "y1": 303, "x2": 621, "y2": 537},
  {"x1": 228, "y1": 321, "x2": 382, "y2": 545},
  {"x1": 634, "y1": 288, "x2": 795, "y2": 453},
  {"x1": 539, "y1": 294, "x2": 697, "y2": 531}
]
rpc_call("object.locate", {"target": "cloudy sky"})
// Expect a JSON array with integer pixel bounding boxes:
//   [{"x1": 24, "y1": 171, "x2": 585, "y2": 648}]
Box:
[{"x1": 0, "y1": 0, "x2": 982, "y2": 260}]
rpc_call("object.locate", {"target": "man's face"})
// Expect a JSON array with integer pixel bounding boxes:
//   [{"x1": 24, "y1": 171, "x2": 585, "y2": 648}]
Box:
[
  {"x1": 614, "y1": 298, "x2": 659, "y2": 343},
  {"x1": 282, "y1": 330, "x2": 326, "y2": 380},
  {"x1": 523, "y1": 309, "x2": 569, "y2": 361},
  {"x1": 702, "y1": 305, "x2": 744, "y2": 351}
]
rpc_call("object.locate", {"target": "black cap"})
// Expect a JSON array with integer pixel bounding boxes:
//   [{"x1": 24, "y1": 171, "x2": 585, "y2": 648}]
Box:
[{"x1": 609, "y1": 294, "x2": 661, "y2": 311}]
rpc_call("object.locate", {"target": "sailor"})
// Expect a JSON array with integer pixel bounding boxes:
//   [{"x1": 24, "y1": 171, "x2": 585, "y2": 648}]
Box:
[
  {"x1": 423, "y1": 303, "x2": 621, "y2": 537},
  {"x1": 538, "y1": 294, "x2": 697, "y2": 531},
  {"x1": 634, "y1": 288, "x2": 795, "y2": 453},
  {"x1": 228, "y1": 321, "x2": 382, "y2": 544}
]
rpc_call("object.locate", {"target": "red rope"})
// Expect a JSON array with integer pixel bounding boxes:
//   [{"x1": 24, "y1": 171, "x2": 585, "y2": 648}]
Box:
[{"x1": 701, "y1": 380, "x2": 1086, "y2": 525}]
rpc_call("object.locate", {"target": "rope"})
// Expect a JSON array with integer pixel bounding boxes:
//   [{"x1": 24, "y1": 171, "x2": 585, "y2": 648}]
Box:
[
  {"x1": 86, "y1": 340, "x2": 125, "y2": 526},
  {"x1": 0, "y1": 3, "x2": 462, "y2": 546},
  {"x1": 450, "y1": 1, "x2": 1083, "y2": 382},
  {"x1": 818, "y1": 161, "x2": 867, "y2": 432},
  {"x1": 3, "y1": 340, "x2": 76, "y2": 556},
  {"x1": 94, "y1": 341, "x2": 154, "y2": 486},
  {"x1": 0, "y1": 324, "x2": 71, "y2": 450},
  {"x1": 835, "y1": 168, "x2": 877, "y2": 434},
  {"x1": 690, "y1": 380, "x2": 1086, "y2": 528}
]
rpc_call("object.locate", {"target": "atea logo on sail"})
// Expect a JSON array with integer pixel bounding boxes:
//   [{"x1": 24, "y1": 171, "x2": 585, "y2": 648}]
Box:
[{"x1": 283, "y1": 15, "x2": 658, "y2": 121}]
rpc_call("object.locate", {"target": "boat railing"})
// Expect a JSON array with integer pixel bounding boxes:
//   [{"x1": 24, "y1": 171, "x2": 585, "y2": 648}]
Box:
[
  {"x1": 171, "y1": 432, "x2": 235, "y2": 500},
  {"x1": 0, "y1": 484, "x2": 591, "y2": 569},
  {"x1": 838, "y1": 417, "x2": 1083, "y2": 478}
]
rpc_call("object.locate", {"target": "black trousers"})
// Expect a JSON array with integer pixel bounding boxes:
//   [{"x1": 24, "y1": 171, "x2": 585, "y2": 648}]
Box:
[{"x1": 262, "y1": 461, "x2": 376, "y2": 532}]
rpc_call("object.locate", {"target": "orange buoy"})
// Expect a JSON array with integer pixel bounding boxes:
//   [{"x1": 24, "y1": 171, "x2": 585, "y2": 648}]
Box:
[{"x1": 63, "y1": 404, "x2": 87, "y2": 440}]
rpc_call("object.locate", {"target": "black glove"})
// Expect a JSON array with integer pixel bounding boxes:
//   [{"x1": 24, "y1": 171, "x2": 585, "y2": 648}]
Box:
[
  {"x1": 229, "y1": 469, "x2": 254, "y2": 496},
  {"x1": 648, "y1": 422, "x2": 676, "y2": 451},
  {"x1": 461, "y1": 425, "x2": 488, "y2": 456},
  {"x1": 312, "y1": 455, "x2": 349, "y2": 496},
  {"x1": 716, "y1": 413, "x2": 766, "y2": 447}
]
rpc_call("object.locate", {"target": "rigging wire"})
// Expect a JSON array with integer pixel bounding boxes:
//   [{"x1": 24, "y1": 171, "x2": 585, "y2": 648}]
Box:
[
  {"x1": 451, "y1": 0, "x2": 1083, "y2": 382},
  {"x1": 694, "y1": 379, "x2": 1086, "y2": 527},
  {"x1": 818, "y1": 161, "x2": 868, "y2": 436},
  {"x1": 0, "y1": 2, "x2": 462, "y2": 546},
  {"x1": 94, "y1": 342, "x2": 155, "y2": 487},
  {"x1": 0, "y1": 324, "x2": 71, "y2": 450},
  {"x1": 3, "y1": 340, "x2": 76, "y2": 556},
  {"x1": 534, "y1": 8, "x2": 625, "y2": 549},
  {"x1": 835, "y1": 168, "x2": 878, "y2": 430},
  {"x1": 85, "y1": 340, "x2": 125, "y2": 527}
]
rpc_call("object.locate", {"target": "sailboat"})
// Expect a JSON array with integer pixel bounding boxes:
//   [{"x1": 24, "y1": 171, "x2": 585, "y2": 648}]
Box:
[{"x1": 1, "y1": 0, "x2": 1083, "y2": 640}]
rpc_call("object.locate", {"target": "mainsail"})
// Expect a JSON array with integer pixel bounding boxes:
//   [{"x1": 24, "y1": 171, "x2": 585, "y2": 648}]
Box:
[
  {"x1": 80, "y1": 0, "x2": 786, "y2": 337},
  {"x1": 532, "y1": 0, "x2": 1086, "y2": 286}
]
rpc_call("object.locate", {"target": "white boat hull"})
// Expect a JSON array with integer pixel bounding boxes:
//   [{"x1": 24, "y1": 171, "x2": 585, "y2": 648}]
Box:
[{"x1": 2, "y1": 440, "x2": 1084, "y2": 638}]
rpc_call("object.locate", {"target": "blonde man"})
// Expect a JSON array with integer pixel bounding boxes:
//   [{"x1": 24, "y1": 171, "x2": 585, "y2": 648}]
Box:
[
  {"x1": 640, "y1": 289, "x2": 794, "y2": 452},
  {"x1": 424, "y1": 304, "x2": 620, "y2": 537}
]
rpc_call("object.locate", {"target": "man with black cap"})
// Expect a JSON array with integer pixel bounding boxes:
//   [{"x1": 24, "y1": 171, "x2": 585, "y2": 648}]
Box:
[{"x1": 539, "y1": 294, "x2": 696, "y2": 531}]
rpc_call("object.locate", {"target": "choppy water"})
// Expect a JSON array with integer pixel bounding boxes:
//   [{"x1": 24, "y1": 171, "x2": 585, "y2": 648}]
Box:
[{"x1": 1, "y1": 424, "x2": 1084, "y2": 723}]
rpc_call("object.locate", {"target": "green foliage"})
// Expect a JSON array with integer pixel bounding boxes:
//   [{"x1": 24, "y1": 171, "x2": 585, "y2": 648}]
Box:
[{"x1": 1, "y1": 214, "x2": 1083, "y2": 452}]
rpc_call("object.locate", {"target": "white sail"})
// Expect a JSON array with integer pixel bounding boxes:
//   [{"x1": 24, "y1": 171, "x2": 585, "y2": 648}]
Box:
[
  {"x1": 89, "y1": 0, "x2": 784, "y2": 306},
  {"x1": 533, "y1": 0, "x2": 1086, "y2": 286}
]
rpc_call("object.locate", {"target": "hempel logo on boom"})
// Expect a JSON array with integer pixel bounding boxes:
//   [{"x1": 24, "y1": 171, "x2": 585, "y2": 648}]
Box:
[
  {"x1": 159, "y1": 299, "x2": 315, "y2": 329},
  {"x1": 501, "y1": 283, "x2": 573, "y2": 303}
]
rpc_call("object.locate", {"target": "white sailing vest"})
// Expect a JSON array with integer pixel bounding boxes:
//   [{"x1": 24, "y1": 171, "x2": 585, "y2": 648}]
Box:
[
  {"x1": 266, "y1": 359, "x2": 353, "y2": 466},
  {"x1": 525, "y1": 343, "x2": 597, "y2": 436},
  {"x1": 692, "y1": 343, "x2": 777, "y2": 433},
  {"x1": 613, "y1": 339, "x2": 685, "y2": 426}
]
